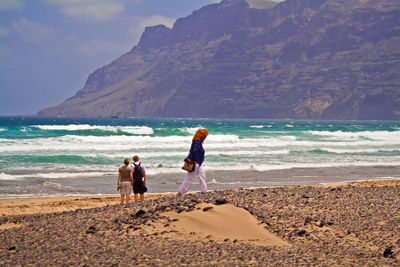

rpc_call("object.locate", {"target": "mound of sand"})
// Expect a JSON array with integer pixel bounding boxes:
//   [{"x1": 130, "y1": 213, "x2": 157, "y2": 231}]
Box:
[{"x1": 148, "y1": 203, "x2": 288, "y2": 246}]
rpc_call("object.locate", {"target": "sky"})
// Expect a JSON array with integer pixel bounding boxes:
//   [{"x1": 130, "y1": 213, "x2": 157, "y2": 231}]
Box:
[{"x1": 0, "y1": 0, "x2": 281, "y2": 115}]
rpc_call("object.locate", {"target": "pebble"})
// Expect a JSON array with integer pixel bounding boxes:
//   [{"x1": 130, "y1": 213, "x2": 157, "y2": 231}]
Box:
[
  {"x1": 135, "y1": 210, "x2": 146, "y2": 217},
  {"x1": 176, "y1": 207, "x2": 185, "y2": 213},
  {"x1": 215, "y1": 199, "x2": 228, "y2": 205},
  {"x1": 383, "y1": 247, "x2": 393, "y2": 258},
  {"x1": 297, "y1": 230, "x2": 307, "y2": 236}
]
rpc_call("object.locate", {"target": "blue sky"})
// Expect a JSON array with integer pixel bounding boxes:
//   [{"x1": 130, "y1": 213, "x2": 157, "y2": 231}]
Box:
[{"x1": 0, "y1": 0, "x2": 280, "y2": 115}]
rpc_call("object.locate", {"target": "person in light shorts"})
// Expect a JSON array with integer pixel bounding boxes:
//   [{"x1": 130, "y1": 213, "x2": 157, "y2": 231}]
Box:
[{"x1": 118, "y1": 158, "x2": 133, "y2": 204}]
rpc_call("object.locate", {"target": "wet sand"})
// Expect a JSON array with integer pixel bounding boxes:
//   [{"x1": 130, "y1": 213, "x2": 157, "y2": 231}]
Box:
[
  {"x1": 2, "y1": 165, "x2": 399, "y2": 198},
  {"x1": 0, "y1": 180, "x2": 399, "y2": 265}
]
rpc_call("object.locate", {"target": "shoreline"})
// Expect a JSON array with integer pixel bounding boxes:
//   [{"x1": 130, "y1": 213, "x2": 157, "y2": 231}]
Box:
[
  {"x1": 2, "y1": 164, "x2": 399, "y2": 199},
  {"x1": 1, "y1": 178, "x2": 399, "y2": 217}
]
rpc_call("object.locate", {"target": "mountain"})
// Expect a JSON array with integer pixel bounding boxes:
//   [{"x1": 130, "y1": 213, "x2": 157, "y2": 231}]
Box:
[{"x1": 38, "y1": 0, "x2": 400, "y2": 119}]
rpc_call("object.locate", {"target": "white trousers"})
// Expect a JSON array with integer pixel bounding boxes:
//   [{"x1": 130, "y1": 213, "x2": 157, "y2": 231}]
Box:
[{"x1": 178, "y1": 164, "x2": 207, "y2": 194}]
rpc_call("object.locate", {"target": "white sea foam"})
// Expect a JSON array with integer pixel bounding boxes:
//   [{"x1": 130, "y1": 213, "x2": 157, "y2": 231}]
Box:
[
  {"x1": 0, "y1": 128, "x2": 6, "y2": 132},
  {"x1": 315, "y1": 148, "x2": 400, "y2": 154},
  {"x1": 0, "y1": 172, "x2": 18, "y2": 180},
  {"x1": 0, "y1": 134, "x2": 243, "y2": 152},
  {"x1": 32, "y1": 124, "x2": 154, "y2": 135},
  {"x1": 179, "y1": 127, "x2": 202, "y2": 134},
  {"x1": 307, "y1": 130, "x2": 400, "y2": 141},
  {"x1": 2, "y1": 160, "x2": 400, "y2": 179},
  {"x1": 0, "y1": 171, "x2": 113, "y2": 180},
  {"x1": 206, "y1": 149, "x2": 290, "y2": 156},
  {"x1": 43, "y1": 181, "x2": 76, "y2": 190},
  {"x1": 250, "y1": 125, "x2": 264, "y2": 128},
  {"x1": 1, "y1": 133, "x2": 400, "y2": 154},
  {"x1": 203, "y1": 161, "x2": 400, "y2": 172}
]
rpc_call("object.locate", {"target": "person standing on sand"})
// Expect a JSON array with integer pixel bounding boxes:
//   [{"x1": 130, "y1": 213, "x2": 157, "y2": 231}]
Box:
[
  {"x1": 177, "y1": 128, "x2": 208, "y2": 196},
  {"x1": 118, "y1": 158, "x2": 133, "y2": 204},
  {"x1": 131, "y1": 155, "x2": 147, "y2": 202}
]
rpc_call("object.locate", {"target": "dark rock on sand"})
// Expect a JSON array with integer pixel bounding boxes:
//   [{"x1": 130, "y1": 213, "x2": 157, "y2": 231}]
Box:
[
  {"x1": 297, "y1": 230, "x2": 307, "y2": 236},
  {"x1": 317, "y1": 220, "x2": 326, "y2": 227},
  {"x1": 383, "y1": 247, "x2": 393, "y2": 258},
  {"x1": 203, "y1": 207, "x2": 213, "y2": 212},
  {"x1": 86, "y1": 229, "x2": 95, "y2": 234},
  {"x1": 155, "y1": 205, "x2": 168, "y2": 212},
  {"x1": 215, "y1": 199, "x2": 228, "y2": 205},
  {"x1": 119, "y1": 219, "x2": 129, "y2": 224},
  {"x1": 135, "y1": 210, "x2": 146, "y2": 217},
  {"x1": 304, "y1": 217, "x2": 312, "y2": 225},
  {"x1": 176, "y1": 207, "x2": 185, "y2": 213}
]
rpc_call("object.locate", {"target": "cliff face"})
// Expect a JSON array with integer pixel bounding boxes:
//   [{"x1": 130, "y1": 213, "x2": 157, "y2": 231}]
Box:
[{"x1": 38, "y1": 0, "x2": 400, "y2": 119}]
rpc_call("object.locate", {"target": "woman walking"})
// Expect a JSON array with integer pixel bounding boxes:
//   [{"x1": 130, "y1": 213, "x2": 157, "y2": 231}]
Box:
[{"x1": 177, "y1": 128, "x2": 208, "y2": 196}]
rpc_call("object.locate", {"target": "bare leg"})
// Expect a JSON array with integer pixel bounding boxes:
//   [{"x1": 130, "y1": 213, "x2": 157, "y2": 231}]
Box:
[
  {"x1": 120, "y1": 195, "x2": 124, "y2": 204},
  {"x1": 140, "y1": 194, "x2": 144, "y2": 201},
  {"x1": 134, "y1": 193, "x2": 139, "y2": 202},
  {"x1": 126, "y1": 195, "x2": 130, "y2": 203}
]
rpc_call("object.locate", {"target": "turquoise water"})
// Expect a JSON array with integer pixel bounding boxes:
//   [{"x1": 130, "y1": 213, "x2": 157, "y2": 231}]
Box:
[{"x1": 0, "y1": 117, "x2": 399, "y2": 197}]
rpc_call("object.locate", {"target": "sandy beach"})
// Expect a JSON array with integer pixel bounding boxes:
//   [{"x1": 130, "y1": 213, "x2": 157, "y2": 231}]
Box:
[{"x1": 1, "y1": 179, "x2": 399, "y2": 265}]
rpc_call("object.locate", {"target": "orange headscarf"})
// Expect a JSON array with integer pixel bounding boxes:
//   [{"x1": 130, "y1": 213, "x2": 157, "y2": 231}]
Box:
[{"x1": 192, "y1": 128, "x2": 208, "y2": 143}]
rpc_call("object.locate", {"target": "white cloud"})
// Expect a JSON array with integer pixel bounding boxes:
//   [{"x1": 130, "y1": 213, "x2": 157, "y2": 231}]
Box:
[
  {"x1": 47, "y1": 0, "x2": 124, "y2": 23},
  {"x1": 0, "y1": 0, "x2": 23, "y2": 11},
  {"x1": 0, "y1": 27, "x2": 10, "y2": 37},
  {"x1": 128, "y1": 15, "x2": 176, "y2": 38},
  {"x1": 11, "y1": 18, "x2": 53, "y2": 43}
]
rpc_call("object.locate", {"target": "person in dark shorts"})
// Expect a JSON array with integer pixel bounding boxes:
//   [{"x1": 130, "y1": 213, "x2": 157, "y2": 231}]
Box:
[
  {"x1": 118, "y1": 158, "x2": 133, "y2": 204},
  {"x1": 131, "y1": 155, "x2": 147, "y2": 202}
]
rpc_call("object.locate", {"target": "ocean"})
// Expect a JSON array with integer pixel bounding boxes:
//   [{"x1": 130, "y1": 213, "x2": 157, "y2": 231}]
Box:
[{"x1": 0, "y1": 117, "x2": 399, "y2": 199}]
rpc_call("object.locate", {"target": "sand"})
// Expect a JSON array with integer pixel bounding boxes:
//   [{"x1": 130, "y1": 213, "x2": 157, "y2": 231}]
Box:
[
  {"x1": 0, "y1": 194, "x2": 166, "y2": 217},
  {"x1": 0, "y1": 179, "x2": 399, "y2": 265},
  {"x1": 144, "y1": 203, "x2": 289, "y2": 246}
]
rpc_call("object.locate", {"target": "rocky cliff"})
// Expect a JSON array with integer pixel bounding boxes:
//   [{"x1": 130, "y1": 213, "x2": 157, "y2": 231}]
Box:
[{"x1": 38, "y1": 0, "x2": 400, "y2": 119}]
